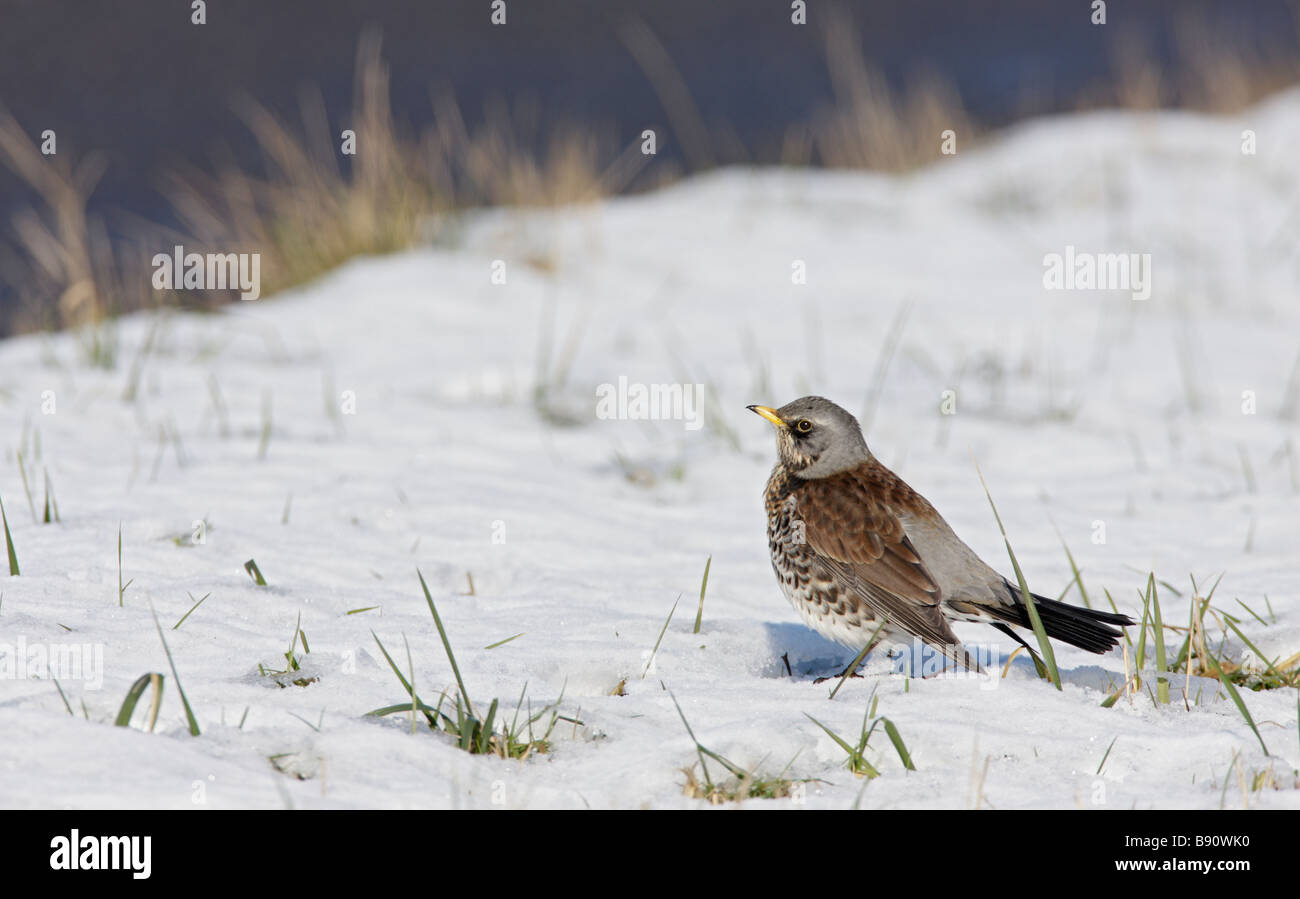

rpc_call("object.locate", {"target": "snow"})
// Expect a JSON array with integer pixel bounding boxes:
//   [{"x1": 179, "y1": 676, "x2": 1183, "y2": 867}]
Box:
[{"x1": 2, "y1": 91, "x2": 1299, "y2": 809}]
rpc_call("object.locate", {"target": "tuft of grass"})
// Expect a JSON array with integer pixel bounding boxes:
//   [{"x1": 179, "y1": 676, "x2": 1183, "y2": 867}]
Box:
[
  {"x1": 0, "y1": 494, "x2": 18, "y2": 576},
  {"x1": 806, "y1": 686, "x2": 917, "y2": 778},
  {"x1": 668, "y1": 689, "x2": 813, "y2": 803},
  {"x1": 243, "y1": 558, "x2": 267, "y2": 586},
  {"x1": 149, "y1": 602, "x2": 200, "y2": 736},
  {"x1": 259, "y1": 612, "x2": 316, "y2": 687},
  {"x1": 680, "y1": 764, "x2": 807, "y2": 803},
  {"x1": 800, "y1": 711, "x2": 915, "y2": 779},
  {"x1": 1163, "y1": 573, "x2": 1299, "y2": 692},
  {"x1": 1222, "y1": 618, "x2": 1293, "y2": 689},
  {"x1": 972, "y1": 460, "x2": 1060, "y2": 689},
  {"x1": 170, "y1": 519, "x2": 209, "y2": 548},
  {"x1": 1092, "y1": 569, "x2": 1297, "y2": 750},
  {"x1": 366, "y1": 570, "x2": 574, "y2": 758},
  {"x1": 692, "y1": 555, "x2": 711, "y2": 635},
  {"x1": 115, "y1": 673, "x2": 165, "y2": 731}
]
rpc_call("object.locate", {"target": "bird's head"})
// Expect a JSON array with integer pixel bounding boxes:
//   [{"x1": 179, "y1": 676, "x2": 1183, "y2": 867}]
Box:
[{"x1": 747, "y1": 396, "x2": 871, "y2": 478}]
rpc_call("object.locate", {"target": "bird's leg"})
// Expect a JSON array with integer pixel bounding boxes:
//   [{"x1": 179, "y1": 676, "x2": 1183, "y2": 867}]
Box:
[{"x1": 813, "y1": 662, "x2": 864, "y2": 685}]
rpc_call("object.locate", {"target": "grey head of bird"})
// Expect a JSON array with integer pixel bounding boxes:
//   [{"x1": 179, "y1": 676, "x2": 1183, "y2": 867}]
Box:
[{"x1": 747, "y1": 396, "x2": 872, "y2": 478}]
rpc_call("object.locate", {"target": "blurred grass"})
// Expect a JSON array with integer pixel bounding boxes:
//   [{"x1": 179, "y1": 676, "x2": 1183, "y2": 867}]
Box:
[{"x1": 2, "y1": 14, "x2": 1300, "y2": 336}]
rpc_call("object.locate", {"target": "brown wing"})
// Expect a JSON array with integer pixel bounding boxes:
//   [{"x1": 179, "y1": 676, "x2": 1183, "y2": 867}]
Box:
[{"x1": 795, "y1": 466, "x2": 967, "y2": 662}]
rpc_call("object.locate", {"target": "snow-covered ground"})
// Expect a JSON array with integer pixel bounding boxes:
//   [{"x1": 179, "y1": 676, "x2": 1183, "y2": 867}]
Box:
[{"x1": 2, "y1": 92, "x2": 1299, "y2": 809}]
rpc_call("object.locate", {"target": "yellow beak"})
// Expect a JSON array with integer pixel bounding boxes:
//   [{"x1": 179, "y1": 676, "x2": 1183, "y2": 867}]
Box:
[{"x1": 747, "y1": 405, "x2": 786, "y2": 428}]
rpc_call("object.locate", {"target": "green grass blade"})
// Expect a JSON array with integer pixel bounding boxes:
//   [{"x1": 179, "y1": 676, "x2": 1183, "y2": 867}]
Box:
[
  {"x1": 42, "y1": 468, "x2": 58, "y2": 524},
  {"x1": 1134, "y1": 580, "x2": 1152, "y2": 671},
  {"x1": 16, "y1": 451, "x2": 36, "y2": 522},
  {"x1": 370, "y1": 630, "x2": 419, "y2": 699},
  {"x1": 243, "y1": 558, "x2": 267, "y2": 586},
  {"x1": 693, "y1": 555, "x2": 711, "y2": 634},
  {"x1": 669, "y1": 688, "x2": 716, "y2": 787},
  {"x1": 1235, "y1": 599, "x2": 1269, "y2": 628},
  {"x1": 149, "y1": 602, "x2": 200, "y2": 736},
  {"x1": 53, "y1": 678, "x2": 73, "y2": 715},
  {"x1": 1096, "y1": 736, "x2": 1118, "y2": 774},
  {"x1": 972, "y1": 460, "x2": 1060, "y2": 689},
  {"x1": 830, "y1": 617, "x2": 887, "y2": 700},
  {"x1": 115, "y1": 673, "x2": 164, "y2": 730},
  {"x1": 1205, "y1": 656, "x2": 1268, "y2": 756},
  {"x1": 118, "y1": 524, "x2": 126, "y2": 605},
  {"x1": 1149, "y1": 574, "x2": 1169, "y2": 704},
  {"x1": 803, "y1": 713, "x2": 855, "y2": 755},
  {"x1": 484, "y1": 632, "x2": 524, "y2": 650},
  {"x1": 1103, "y1": 588, "x2": 1134, "y2": 650},
  {"x1": 805, "y1": 713, "x2": 880, "y2": 778},
  {"x1": 1218, "y1": 750, "x2": 1239, "y2": 810},
  {"x1": 480, "y1": 697, "x2": 500, "y2": 754},
  {"x1": 642, "y1": 594, "x2": 679, "y2": 679},
  {"x1": 1, "y1": 494, "x2": 19, "y2": 576},
  {"x1": 416, "y1": 569, "x2": 475, "y2": 716},
  {"x1": 1057, "y1": 531, "x2": 1092, "y2": 609},
  {"x1": 366, "y1": 700, "x2": 443, "y2": 717},
  {"x1": 880, "y1": 717, "x2": 917, "y2": 771},
  {"x1": 697, "y1": 742, "x2": 748, "y2": 779},
  {"x1": 172, "y1": 591, "x2": 211, "y2": 630}
]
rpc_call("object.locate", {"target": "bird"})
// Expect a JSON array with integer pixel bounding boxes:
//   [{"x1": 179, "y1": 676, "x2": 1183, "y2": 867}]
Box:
[{"x1": 747, "y1": 396, "x2": 1132, "y2": 674}]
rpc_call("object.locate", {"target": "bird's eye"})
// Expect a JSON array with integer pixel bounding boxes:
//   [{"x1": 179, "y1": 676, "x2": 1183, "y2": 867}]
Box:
[{"x1": 795, "y1": 419, "x2": 813, "y2": 434}]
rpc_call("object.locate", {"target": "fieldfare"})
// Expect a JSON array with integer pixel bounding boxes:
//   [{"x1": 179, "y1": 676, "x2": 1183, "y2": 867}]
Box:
[{"x1": 749, "y1": 396, "x2": 1132, "y2": 672}]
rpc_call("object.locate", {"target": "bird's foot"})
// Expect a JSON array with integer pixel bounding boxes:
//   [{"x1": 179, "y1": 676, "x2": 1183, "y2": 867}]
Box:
[{"x1": 813, "y1": 666, "x2": 865, "y2": 684}]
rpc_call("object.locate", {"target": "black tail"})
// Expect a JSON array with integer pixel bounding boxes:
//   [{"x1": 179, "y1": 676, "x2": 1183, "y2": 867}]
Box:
[{"x1": 1000, "y1": 582, "x2": 1134, "y2": 654}]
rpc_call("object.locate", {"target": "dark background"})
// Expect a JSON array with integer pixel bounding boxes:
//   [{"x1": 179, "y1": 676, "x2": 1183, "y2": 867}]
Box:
[{"x1": 0, "y1": 0, "x2": 1296, "y2": 314}]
